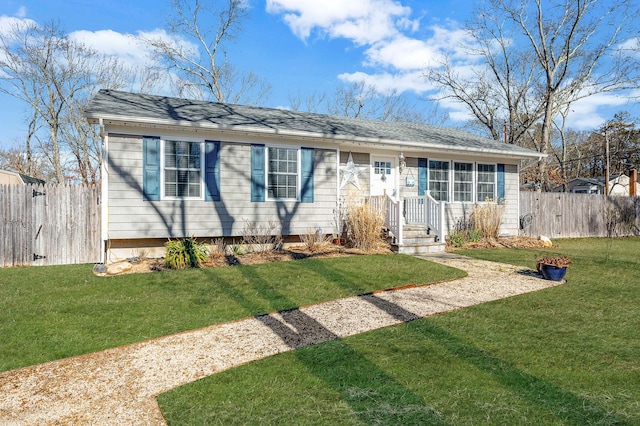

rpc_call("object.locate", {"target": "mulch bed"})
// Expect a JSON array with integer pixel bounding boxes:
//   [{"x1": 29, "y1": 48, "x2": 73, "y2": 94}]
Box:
[
  {"x1": 447, "y1": 236, "x2": 554, "y2": 250},
  {"x1": 128, "y1": 243, "x2": 392, "y2": 274},
  {"x1": 124, "y1": 237, "x2": 549, "y2": 274}
]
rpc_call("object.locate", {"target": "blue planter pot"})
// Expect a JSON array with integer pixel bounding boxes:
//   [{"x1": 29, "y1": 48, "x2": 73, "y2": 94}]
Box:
[{"x1": 540, "y1": 264, "x2": 567, "y2": 281}]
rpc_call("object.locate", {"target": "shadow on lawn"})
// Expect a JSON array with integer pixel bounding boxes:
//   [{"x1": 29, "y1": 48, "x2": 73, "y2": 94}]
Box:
[
  {"x1": 197, "y1": 262, "x2": 627, "y2": 425},
  {"x1": 256, "y1": 306, "x2": 447, "y2": 425},
  {"x1": 231, "y1": 265, "x2": 447, "y2": 425},
  {"x1": 409, "y1": 321, "x2": 631, "y2": 426}
]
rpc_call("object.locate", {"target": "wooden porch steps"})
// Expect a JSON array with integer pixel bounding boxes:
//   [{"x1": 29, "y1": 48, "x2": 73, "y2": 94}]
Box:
[{"x1": 390, "y1": 225, "x2": 446, "y2": 255}]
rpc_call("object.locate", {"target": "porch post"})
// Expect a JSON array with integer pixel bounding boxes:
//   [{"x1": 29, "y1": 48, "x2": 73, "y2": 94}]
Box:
[{"x1": 439, "y1": 201, "x2": 446, "y2": 242}]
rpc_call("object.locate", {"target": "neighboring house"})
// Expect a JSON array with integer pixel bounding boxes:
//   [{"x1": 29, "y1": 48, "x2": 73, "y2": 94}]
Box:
[
  {"x1": 85, "y1": 90, "x2": 543, "y2": 262},
  {"x1": 553, "y1": 175, "x2": 640, "y2": 196},
  {"x1": 0, "y1": 169, "x2": 45, "y2": 185}
]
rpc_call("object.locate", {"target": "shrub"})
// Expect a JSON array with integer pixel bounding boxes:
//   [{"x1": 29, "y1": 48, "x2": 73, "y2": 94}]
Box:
[
  {"x1": 209, "y1": 238, "x2": 226, "y2": 260},
  {"x1": 447, "y1": 230, "x2": 467, "y2": 248},
  {"x1": 299, "y1": 227, "x2": 329, "y2": 252},
  {"x1": 165, "y1": 236, "x2": 209, "y2": 269},
  {"x1": 346, "y1": 199, "x2": 385, "y2": 251},
  {"x1": 230, "y1": 241, "x2": 245, "y2": 256},
  {"x1": 241, "y1": 220, "x2": 283, "y2": 253},
  {"x1": 471, "y1": 201, "x2": 505, "y2": 238}
]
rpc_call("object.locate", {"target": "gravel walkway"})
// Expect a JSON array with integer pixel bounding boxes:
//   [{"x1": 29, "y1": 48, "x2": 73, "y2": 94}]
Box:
[{"x1": 0, "y1": 254, "x2": 562, "y2": 425}]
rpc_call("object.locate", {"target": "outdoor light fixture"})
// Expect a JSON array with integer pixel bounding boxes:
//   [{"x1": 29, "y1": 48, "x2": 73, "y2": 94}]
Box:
[{"x1": 399, "y1": 152, "x2": 406, "y2": 172}]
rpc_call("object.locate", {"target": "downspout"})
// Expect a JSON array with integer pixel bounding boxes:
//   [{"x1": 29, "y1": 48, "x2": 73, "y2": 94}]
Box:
[
  {"x1": 336, "y1": 147, "x2": 341, "y2": 238},
  {"x1": 99, "y1": 118, "x2": 109, "y2": 264}
]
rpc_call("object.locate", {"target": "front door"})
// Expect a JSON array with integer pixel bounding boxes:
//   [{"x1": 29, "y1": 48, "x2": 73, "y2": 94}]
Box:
[{"x1": 370, "y1": 156, "x2": 397, "y2": 199}]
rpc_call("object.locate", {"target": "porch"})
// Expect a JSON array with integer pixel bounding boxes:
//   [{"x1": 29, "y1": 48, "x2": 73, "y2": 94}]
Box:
[{"x1": 368, "y1": 195, "x2": 447, "y2": 254}]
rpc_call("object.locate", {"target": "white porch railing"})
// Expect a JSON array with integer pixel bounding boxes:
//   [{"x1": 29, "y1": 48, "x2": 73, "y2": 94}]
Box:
[
  {"x1": 403, "y1": 194, "x2": 446, "y2": 242},
  {"x1": 367, "y1": 195, "x2": 402, "y2": 244},
  {"x1": 368, "y1": 194, "x2": 445, "y2": 244}
]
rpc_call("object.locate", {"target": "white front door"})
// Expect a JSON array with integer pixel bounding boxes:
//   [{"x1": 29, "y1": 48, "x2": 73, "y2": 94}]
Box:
[{"x1": 370, "y1": 156, "x2": 397, "y2": 199}]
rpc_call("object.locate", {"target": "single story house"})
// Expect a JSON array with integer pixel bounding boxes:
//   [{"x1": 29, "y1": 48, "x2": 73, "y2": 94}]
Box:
[
  {"x1": 85, "y1": 90, "x2": 543, "y2": 262},
  {"x1": 0, "y1": 169, "x2": 45, "y2": 185},
  {"x1": 552, "y1": 174, "x2": 640, "y2": 196}
]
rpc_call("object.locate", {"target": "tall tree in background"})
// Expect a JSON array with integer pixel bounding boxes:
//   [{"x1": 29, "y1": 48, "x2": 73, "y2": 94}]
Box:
[
  {"x1": 289, "y1": 80, "x2": 448, "y2": 126},
  {"x1": 0, "y1": 20, "x2": 132, "y2": 184},
  {"x1": 146, "y1": 0, "x2": 270, "y2": 104},
  {"x1": 428, "y1": 0, "x2": 640, "y2": 190}
]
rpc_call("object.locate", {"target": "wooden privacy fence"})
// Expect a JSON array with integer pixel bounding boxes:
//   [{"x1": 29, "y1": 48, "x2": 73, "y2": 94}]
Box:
[
  {"x1": 0, "y1": 184, "x2": 101, "y2": 267},
  {"x1": 520, "y1": 192, "x2": 640, "y2": 238}
]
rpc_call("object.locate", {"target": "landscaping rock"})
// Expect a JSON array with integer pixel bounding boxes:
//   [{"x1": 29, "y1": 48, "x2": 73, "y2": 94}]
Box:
[{"x1": 106, "y1": 262, "x2": 132, "y2": 275}]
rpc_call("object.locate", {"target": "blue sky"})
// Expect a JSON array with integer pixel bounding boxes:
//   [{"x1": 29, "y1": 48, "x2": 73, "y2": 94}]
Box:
[{"x1": 0, "y1": 0, "x2": 638, "y2": 150}]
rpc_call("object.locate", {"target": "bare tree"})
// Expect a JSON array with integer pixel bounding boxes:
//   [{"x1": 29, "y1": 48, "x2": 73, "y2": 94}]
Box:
[
  {"x1": 291, "y1": 80, "x2": 448, "y2": 126},
  {"x1": 0, "y1": 144, "x2": 53, "y2": 181},
  {"x1": 145, "y1": 0, "x2": 270, "y2": 104},
  {"x1": 428, "y1": 0, "x2": 640, "y2": 190},
  {"x1": 0, "y1": 20, "x2": 135, "y2": 184}
]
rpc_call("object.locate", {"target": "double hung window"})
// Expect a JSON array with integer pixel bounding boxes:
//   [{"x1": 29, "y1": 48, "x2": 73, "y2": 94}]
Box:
[
  {"x1": 429, "y1": 160, "x2": 449, "y2": 201},
  {"x1": 164, "y1": 141, "x2": 201, "y2": 198},
  {"x1": 268, "y1": 147, "x2": 298, "y2": 199},
  {"x1": 477, "y1": 164, "x2": 496, "y2": 201},
  {"x1": 453, "y1": 162, "x2": 473, "y2": 202}
]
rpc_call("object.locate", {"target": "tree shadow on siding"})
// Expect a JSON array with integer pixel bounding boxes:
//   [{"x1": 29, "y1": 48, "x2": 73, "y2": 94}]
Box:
[{"x1": 107, "y1": 148, "x2": 235, "y2": 239}]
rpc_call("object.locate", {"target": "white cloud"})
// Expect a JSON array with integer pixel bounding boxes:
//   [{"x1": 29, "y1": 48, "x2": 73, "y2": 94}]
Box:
[
  {"x1": 338, "y1": 70, "x2": 435, "y2": 94},
  {"x1": 69, "y1": 30, "x2": 151, "y2": 65},
  {"x1": 69, "y1": 29, "x2": 197, "y2": 68},
  {"x1": 15, "y1": 6, "x2": 27, "y2": 19},
  {"x1": 565, "y1": 92, "x2": 632, "y2": 130},
  {"x1": 363, "y1": 36, "x2": 442, "y2": 70},
  {"x1": 266, "y1": 1, "x2": 479, "y2": 98},
  {"x1": 266, "y1": 0, "x2": 414, "y2": 45},
  {"x1": 0, "y1": 15, "x2": 36, "y2": 37}
]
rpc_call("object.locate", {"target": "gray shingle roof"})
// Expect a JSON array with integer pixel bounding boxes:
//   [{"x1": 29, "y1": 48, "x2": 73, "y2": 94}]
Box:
[
  {"x1": 17, "y1": 173, "x2": 45, "y2": 185},
  {"x1": 86, "y1": 90, "x2": 542, "y2": 159}
]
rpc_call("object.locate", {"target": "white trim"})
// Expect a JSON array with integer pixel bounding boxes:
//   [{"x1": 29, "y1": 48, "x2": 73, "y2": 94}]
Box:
[
  {"x1": 89, "y1": 117, "x2": 546, "y2": 160},
  {"x1": 476, "y1": 162, "x2": 498, "y2": 203},
  {"x1": 452, "y1": 161, "x2": 474, "y2": 203},
  {"x1": 160, "y1": 138, "x2": 206, "y2": 201},
  {"x1": 427, "y1": 158, "x2": 450, "y2": 202},
  {"x1": 265, "y1": 144, "x2": 302, "y2": 201},
  {"x1": 100, "y1": 119, "x2": 108, "y2": 264}
]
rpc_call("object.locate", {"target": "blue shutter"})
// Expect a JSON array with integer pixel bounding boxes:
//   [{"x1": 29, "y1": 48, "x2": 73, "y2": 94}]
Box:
[
  {"x1": 204, "y1": 141, "x2": 220, "y2": 201},
  {"x1": 497, "y1": 164, "x2": 505, "y2": 199},
  {"x1": 418, "y1": 158, "x2": 428, "y2": 196},
  {"x1": 300, "y1": 148, "x2": 314, "y2": 203},
  {"x1": 251, "y1": 144, "x2": 265, "y2": 202},
  {"x1": 143, "y1": 136, "x2": 161, "y2": 201}
]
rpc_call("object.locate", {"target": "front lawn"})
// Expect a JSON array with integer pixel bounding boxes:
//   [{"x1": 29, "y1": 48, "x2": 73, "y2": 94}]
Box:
[
  {"x1": 159, "y1": 237, "x2": 640, "y2": 425},
  {"x1": 0, "y1": 254, "x2": 463, "y2": 372}
]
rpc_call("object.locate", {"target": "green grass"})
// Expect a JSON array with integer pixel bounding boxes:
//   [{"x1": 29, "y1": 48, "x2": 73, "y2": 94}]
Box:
[
  {"x1": 158, "y1": 237, "x2": 640, "y2": 425},
  {"x1": 0, "y1": 254, "x2": 464, "y2": 372}
]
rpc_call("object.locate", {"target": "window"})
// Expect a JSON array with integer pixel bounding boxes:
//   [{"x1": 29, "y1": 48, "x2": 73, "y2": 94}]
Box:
[
  {"x1": 429, "y1": 160, "x2": 449, "y2": 201},
  {"x1": 268, "y1": 147, "x2": 298, "y2": 199},
  {"x1": 454, "y1": 162, "x2": 473, "y2": 202},
  {"x1": 164, "y1": 140, "x2": 201, "y2": 198},
  {"x1": 477, "y1": 164, "x2": 496, "y2": 201},
  {"x1": 374, "y1": 161, "x2": 391, "y2": 175}
]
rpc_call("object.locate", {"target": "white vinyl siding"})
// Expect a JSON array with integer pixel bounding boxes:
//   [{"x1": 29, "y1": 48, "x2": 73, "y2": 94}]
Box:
[
  {"x1": 108, "y1": 134, "x2": 338, "y2": 239},
  {"x1": 453, "y1": 162, "x2": 473, "y2": 202}
]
